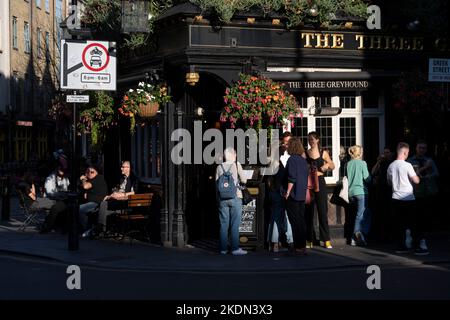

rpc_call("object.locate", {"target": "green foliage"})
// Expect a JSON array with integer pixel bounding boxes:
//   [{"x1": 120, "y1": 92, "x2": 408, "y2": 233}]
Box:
[
  {"x1": 191, "y1": 0, "x2": 369, "y2": 26},
  {"x1": 81, "y1": 0, "x2": 121, "y2": 31},
  {"x1": 79, "y1": 91, "x2": 115, "y2": 148}
]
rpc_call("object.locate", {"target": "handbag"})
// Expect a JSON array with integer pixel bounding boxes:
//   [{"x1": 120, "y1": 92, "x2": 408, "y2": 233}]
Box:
[
  {"x1": 241, "y1": 187, "x2": 253, "y2": 205},
  {"x1": 339, "y1": 176, "x2": 349, "y2": 203}
]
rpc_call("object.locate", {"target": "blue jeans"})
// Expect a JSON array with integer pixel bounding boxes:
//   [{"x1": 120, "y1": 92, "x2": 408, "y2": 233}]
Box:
[
  {"x1": 350, "y1": 194, "x2": 371, "y2": 236},
  {"x1": 79, "y1": 201, "x2": 99, "y2": 229},
  {"x1": 218, "y1": 197, "x2": 242, "y2": 252},
  {"x1": 268, "y1": 191, "x2": 293, "y2": 244}
]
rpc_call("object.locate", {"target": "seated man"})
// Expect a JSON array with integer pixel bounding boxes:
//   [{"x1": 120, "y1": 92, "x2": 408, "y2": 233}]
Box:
[
  {"x1": 79, "y1": 165, "x2": 108, "y2": 232},
  {"x1": 97, "y1": 161, "x2": 138, "y2": 232},
  {"x1": 41, "y1": 167, "x2": 71, "y2": 232}
]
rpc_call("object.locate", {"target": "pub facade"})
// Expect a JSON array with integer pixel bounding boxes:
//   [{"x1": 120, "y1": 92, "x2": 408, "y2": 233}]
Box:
[{"x1": 118, "y1": 2, "x2": 449, "y2": 247}]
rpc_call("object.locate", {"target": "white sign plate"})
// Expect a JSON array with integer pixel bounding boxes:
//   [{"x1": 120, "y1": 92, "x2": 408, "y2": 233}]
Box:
[
  {"x1": 60, "y1": 40, "x2": 117, "y2": 91},
  {"x1": 429, "y1": 58, "x2": 450, "y2": 82},
  {"x1": 66, "y1": 95, "x2": 90, "y2": 103}
]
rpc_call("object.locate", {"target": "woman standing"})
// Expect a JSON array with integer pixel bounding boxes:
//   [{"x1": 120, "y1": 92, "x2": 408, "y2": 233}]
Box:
[
  {"x1": 347, "y1": 145, "x2": 372, "y2": 246},
  {"x1": 305, "y1": 132, "x2": 335, "y2": 249},
  {"x1": 284, "y1": 137, "x2": 309, "y2": 255}
]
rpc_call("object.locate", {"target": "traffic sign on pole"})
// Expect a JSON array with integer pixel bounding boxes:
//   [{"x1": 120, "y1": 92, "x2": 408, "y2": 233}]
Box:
[{"x1": 60, "y1": 40, "x2": 117, "y2": 91}]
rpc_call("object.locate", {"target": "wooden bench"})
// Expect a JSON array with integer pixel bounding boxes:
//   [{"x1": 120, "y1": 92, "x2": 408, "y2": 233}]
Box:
[{"x1": 114, "y1": 193, "x2": 153, "y2": 243}]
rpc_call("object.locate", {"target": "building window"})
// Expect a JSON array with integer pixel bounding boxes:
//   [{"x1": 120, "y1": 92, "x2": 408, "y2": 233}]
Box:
[
  {"x1": 315, "y1": 93, "x2": 331, "y2": 108},
  {"x1": 12, "y1": 17, "x2": 18, "y2": 49},
  {"x1": 45, "y1": 0, "x2": 50, "y2": 13},
  {"x1": 132, "y1": 122, "x2": 161, "y2": 184},
  {"x1": 339, "y1": 118, "x2": 356, "y2": 150},
  {"x1": 37, "y1": 28, "x2": 42, "y2": 58},
  {"x1": 37, "y1": 128, "x2": 48, "y2": 159},
  {"x1": 45, "y1": 31, "x2": 50, "y2": 61},
  {"x1": 339, "y1": 92, "x2": 356, "y2": 109},
  {"x1": 36, "y1": 0, "x2": 41, "y2": 8},
  {"x1": 14, "y1": 127, "x2": 32, "y2": 162},
  {"x1": 315, "y1": 117, "x2": 333, "y2": 177},
  {"x1": 24, "y1": 22, "x2": 30, "y2": 53},
  {"x1": 291, "y1": 117, "x2": 308, "y2": 148},
  {"x1": 56, "y1": 0, "x2": 63, "y2": 17}
]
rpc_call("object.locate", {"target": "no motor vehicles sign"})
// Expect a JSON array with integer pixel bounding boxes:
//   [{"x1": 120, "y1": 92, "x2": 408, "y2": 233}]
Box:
[{"x1": 60, "y1": 40, "x2": 117, "y2": 91}]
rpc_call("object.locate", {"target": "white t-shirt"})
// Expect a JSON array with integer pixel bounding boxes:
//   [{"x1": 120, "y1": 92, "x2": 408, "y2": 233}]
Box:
[{"x1": 387, "y1": 160, "x2": 418, "y2": 201}]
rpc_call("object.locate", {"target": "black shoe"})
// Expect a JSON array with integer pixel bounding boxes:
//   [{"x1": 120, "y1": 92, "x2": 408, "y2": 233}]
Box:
[
  {"x1": 414, "y1": 248, "x2": 430, "y2": 256},
  {"x1": 395, "y1": 246, "x2": 411, "y2": 254}
]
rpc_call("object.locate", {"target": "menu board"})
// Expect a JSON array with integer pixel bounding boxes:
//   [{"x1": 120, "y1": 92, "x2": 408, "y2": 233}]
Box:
[{"x1": 239, "y1": 199, "x2": 256, "y2": 234}]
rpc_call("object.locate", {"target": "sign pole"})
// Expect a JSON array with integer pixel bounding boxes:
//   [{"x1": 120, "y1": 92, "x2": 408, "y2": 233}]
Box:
[
  {"x1": 68, "y1": 0, "x2": 79, "y2": 251},
  {"x1": 68, "y1": 89, "x2": 79, "y2": 251}
]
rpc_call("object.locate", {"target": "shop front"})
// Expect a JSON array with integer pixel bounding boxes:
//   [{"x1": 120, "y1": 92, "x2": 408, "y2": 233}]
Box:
[{"x1": 119, "y1": 3, "x2": 444, "y2": 247}]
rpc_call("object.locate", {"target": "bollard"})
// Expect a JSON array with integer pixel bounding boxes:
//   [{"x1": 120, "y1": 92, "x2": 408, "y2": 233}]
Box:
[
  {"x1": 67, "y1": 192, "x2": 79, "y2": 251},
  {"x1": 1, "y1": 176, "x2": 11, "y2": 222}
]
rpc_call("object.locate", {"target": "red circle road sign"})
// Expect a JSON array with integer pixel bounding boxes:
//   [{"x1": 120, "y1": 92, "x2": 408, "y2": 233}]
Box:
[{"x1": 82, "y1": 43, "x2": 110, "y2": 72}]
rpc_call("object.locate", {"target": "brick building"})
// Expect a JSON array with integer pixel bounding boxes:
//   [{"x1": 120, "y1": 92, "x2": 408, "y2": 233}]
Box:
[{"x1": 0, "y1": 0, "x2": 67, "y2": 169}]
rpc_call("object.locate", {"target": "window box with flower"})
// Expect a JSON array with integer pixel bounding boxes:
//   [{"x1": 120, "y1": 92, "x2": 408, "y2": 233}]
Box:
[
  {"x1": 120, "y1": 82, "x2": 171, "y2": 133},
  {"x1": 221, "y1": 73, "x2": 302, "y2": 131}
]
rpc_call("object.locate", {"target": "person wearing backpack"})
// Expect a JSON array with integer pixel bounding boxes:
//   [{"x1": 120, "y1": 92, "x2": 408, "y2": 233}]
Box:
[{"x1": 215, "y1": 147, "x2": 248, "y2": 255}]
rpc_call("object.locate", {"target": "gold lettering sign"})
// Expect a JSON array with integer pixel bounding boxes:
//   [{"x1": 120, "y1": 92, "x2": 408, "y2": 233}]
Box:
[{"x1": 300, "y1": 32, "x2": 427, "y2": 51}]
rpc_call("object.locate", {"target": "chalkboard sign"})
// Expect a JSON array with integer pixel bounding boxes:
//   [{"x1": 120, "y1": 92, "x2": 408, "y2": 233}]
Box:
[{"x1": 239, "y1": 198, "x2": 256, "y2": 234}]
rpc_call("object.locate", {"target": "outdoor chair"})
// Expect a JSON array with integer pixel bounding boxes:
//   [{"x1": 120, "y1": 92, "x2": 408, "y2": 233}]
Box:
[
  {"x1": 109, "y1": 193, "x2": 153, "y2": 244},
  {"x1": 17, "y1": 190, "x2": 46, "y2": 232}
]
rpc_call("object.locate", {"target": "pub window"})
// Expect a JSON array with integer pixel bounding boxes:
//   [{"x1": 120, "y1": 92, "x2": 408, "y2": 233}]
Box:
[
  {"x1": 362, "y1": 89, "x2": 379, "y2": 109},
  {"x1": 12, "y1": 17, "x2": 18, "y2": 49},
  {"x1": 132, "y1": 122, "x2": 161, "y2": 184},
  {"x1": 315, "y1": 117, "x2": 333, "y2": 177},
  {"x1": 315, "y1": 92, "x2": 331, "y2": 108},
  {"x1": 291, "y1": 117, "x2": 308, "y2": 147},
  {"x1": 339, "y1": 118, "x2": 356, "y2": 150},
  {"x1": 339, "y1": 92, "x2": 356, "y2": 109}
]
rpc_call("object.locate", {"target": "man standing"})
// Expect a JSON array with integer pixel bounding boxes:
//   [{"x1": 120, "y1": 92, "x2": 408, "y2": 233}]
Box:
[
  {"x1": 387, "y1": 142, "x2": 422, "y2": 255},
  {"x1": 407, "y1": 140, "x2": 438, "y2": 255}
]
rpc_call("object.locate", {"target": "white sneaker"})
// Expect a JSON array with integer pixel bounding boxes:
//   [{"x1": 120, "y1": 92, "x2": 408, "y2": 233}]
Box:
[
  {"x1": 419, "y1": 239, "x2": 428, "y2": 251},
  {"x1": 350, "y1": 239, "x2": 357, "y2": 246},
  {"x1": 220, "y1": 250, "x2": 228, "y2": 255},
  {"x1": 405, "y1": 229, "x2": 413, "y2": 249},
  {"x1": 82, "y1": 229, "x2": 92, "y2": 238},
  {"x1": 231, "y1": 248, "x2": 248, "y2": 256}
]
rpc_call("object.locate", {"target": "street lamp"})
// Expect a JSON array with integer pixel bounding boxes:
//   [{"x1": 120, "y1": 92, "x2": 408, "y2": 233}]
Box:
[{"x1": 121, "y1": 0, "x2": 151, "y2": 34}]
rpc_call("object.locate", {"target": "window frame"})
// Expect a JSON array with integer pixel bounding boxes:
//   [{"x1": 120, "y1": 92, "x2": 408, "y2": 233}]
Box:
[
  {"x1": 12, "y1": 16, "x2": 18, "y2": 49},
  {"x1": 36, "y1": 27, "x2": 42, "y2": 58},
  {"x1": 23, "y1": 21, "x2": 30, "y2": 54}
]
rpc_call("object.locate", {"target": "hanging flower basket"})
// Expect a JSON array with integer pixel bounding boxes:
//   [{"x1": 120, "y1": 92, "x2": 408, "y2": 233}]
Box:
[{"x1": 139, "y1": 101, "x2": 159, "y2": 118}]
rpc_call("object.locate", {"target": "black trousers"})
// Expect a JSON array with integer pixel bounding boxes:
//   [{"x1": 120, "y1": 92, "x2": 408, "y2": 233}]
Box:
[
  {"x1": 44, "y1": 200, "x2": 68, "y2": 230},
  {"x1": 285, "y1": 198, "x2": 306, "y2": 249},
  {"x1": 391, "y1": 199, "x2": 418, "y2": 248},
  {"x1": 305, "y1": 176, "x2": 330, "y2": 242}
]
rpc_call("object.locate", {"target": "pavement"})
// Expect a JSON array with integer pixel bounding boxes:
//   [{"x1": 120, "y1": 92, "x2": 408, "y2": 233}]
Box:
[{"x1": 1, "y1": 195, "x2": 450, "y2": 273}]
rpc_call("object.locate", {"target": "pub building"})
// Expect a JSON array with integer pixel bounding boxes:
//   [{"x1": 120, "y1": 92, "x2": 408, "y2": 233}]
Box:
[{"x1": 116, "y1": 1, "x2": 449, "y2": 248}]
